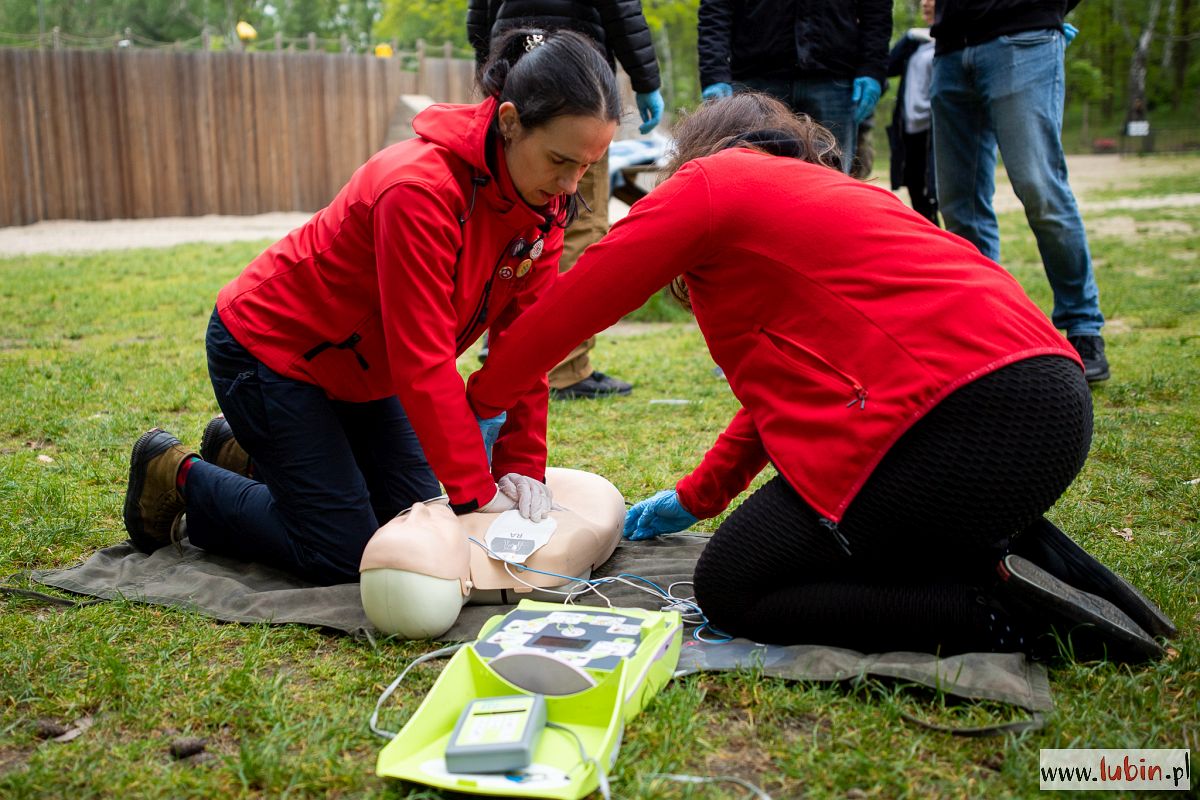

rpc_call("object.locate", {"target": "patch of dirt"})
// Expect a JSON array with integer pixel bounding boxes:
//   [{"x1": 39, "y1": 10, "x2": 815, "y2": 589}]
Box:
[{"x1": 0, "y1": 746, "x2": 33, "y2": 775}]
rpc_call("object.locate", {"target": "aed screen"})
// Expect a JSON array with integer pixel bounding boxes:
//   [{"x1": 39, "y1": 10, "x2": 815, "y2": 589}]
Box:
[{"x1": 532, "y1": 634, "x2": 591, "y2": 650}]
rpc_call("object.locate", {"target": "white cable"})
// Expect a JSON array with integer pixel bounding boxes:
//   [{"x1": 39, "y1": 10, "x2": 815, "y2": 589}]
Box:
[
  {"x1": 546, "y1": 722, "x2": 611, "y2": 800},
  {"x1": 368, "y1": 644, "x2": 464, "y2": 740},
  {"x1": 649, "y1": 772, "x2": 773, "y2": 800}
]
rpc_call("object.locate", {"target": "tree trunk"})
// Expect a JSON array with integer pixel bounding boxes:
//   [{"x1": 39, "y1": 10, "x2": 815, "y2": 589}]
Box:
[
  {"x1": 1126, "y1": 0, "x2": 1163, "y2": 125},
  {"x1": 1174, "y1": 0, "x2": 1193, "y2": 109}
]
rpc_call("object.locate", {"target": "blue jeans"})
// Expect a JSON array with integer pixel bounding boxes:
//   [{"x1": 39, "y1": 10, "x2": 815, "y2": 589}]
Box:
[
  {"x1": 185, "y1": 309, "x2": 441, "y2": 585},
  {"x1": 740, "y1": 75, "x2": 857, "y2": 174},
  {"x1": 931, "y1": 29, "x2": 1104, "y2": 336}
]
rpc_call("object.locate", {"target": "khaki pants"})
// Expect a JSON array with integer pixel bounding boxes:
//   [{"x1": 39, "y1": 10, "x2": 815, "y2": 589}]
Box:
[{"x1": 548, "y1": 149, "x2": 609, "y2": 389}]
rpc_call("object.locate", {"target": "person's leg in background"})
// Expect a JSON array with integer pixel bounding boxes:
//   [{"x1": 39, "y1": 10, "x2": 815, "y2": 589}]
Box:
[
  {"x1": 931, "y1": 48, "x2": 1002, "y2": 261},
  {"x1": 850, "y1": 114, "x2": 875, "y2": 180},
  {"x1": 791, "y1": 77, "x2": 859, "y2": 174},
  {"x1": 978, "y1": 30, "x2": 1108, "y2": 381},
  {"x1": 549, "y1": 147, "x2": 633, "y2": 399},
  {"x1": 902, "y1": 129, "x2": 938, "y2": 224}
]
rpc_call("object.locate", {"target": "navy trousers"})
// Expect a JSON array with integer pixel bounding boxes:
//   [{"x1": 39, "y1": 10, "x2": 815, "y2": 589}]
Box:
[{"x1": 185, "y1": 309, "x2": 441, "y2": 585}]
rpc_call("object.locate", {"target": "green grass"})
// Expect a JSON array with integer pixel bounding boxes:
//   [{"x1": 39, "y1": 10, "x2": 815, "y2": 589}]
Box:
[{"x1": 2, "y1": 162, "x2": 1199, "y2": 798}]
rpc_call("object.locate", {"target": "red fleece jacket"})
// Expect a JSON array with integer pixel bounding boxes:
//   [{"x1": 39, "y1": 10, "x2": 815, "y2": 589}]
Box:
[
  {"x1": 218, "y1": 98, "x2": 562, "y2": 512},
  {"x1": 469, "y1": 148, "x2": 1081, "y2": 522}
]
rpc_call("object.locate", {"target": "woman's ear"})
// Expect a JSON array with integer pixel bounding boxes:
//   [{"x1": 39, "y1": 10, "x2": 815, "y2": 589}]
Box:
[{"x1": 497, "y1": 101, "x2": 522, "y2": 141}]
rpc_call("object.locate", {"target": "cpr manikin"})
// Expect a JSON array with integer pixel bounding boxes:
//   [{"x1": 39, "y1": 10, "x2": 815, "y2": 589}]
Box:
[{"x1": 360, "y1": 468, "x2": 624, "y2": 639}]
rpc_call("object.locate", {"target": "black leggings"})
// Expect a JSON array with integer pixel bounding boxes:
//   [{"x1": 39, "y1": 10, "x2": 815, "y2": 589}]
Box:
[{"x1": 692, "y1": 356, "x2": 1092, "y2": 654}]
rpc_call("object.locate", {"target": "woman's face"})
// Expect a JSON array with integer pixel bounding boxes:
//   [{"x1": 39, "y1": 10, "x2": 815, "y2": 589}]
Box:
[{"x1": 498, "y1": 101, "x2": 616, "y2": 207}]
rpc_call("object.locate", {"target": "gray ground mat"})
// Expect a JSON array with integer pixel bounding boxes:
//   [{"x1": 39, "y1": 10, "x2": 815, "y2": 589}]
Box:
[{"x1": 27, "y1": 532, "x2": 1051, "y2": 717}]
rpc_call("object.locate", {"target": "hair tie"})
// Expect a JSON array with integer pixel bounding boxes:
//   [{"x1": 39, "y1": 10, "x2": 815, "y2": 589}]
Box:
[{"x1": 524, "y1": 33, "x2": 545, "y2": 52}]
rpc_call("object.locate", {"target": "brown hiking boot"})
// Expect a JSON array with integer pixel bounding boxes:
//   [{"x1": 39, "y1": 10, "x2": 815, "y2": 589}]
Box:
[
  {"x1": 200, "y1": 415, "x2": 253, "y2": 478},
  {"x1": 123, "y1": 428, "x2": 195, "y2": 553}
]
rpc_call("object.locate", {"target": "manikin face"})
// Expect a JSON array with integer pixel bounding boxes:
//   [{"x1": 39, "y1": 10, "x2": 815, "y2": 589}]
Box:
[{"x1": 497, "y1": 101, "x2": 616, "y2": 207}]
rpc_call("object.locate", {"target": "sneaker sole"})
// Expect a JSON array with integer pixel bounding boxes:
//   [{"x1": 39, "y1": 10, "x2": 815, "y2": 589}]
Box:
[
  {"x1": 1042, "y1": 523, "x2": 1174, "y2": 638},
  {"x1": 1016, "y1": 520, "x2": 1176, "y2": 639},
  {"x1": 998, "y1": 555, "x2": 1162, "y2": 663},
  {"x1": 123, "y1": 428, "x2": 177, "y2": 552}
]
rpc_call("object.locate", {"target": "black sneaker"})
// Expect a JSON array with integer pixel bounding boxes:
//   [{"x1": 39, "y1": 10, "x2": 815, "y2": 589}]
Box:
[
  {"x1": 1068, "y1": 335, "x2": 1110, "y2": 383},
  {"x1": 1011, "y1": 518, "x2": 1176, "y2": 638},
  {"x1": 550, "y1": 371, "x2": 633, "y2": 400},
  {"x1": 996, "y1": 555, "x2": 1162, "y2": 663}
]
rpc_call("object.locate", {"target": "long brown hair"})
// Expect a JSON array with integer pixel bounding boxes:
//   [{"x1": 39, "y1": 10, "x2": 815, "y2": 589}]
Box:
[{"x1": 665, "y1": 93, "x2": 842, "y2": 310}]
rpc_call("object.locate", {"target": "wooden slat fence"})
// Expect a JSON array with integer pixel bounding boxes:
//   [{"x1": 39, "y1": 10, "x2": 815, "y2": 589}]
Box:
[{"x1": 0, "y1": 48, "x2": 477, "y2": 227}]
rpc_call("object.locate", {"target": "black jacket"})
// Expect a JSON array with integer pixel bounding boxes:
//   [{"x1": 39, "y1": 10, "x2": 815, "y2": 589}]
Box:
[
  {"x1": 931, "y1": 0, "x2": 1082, "y2": 55},
  {"x1": 467, "y1": 0, "x2": 661, "y2": 93},
  {"x1": 697, "y1": 0, "x2": 892, "y2": 87}
]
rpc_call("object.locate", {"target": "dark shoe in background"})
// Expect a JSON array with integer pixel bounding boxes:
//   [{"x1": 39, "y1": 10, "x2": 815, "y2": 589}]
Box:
[
  {"x1": 200, "y1": 415, "x2": 253, "y2": 478},
  {"x1": 550, "y1": 371, "x2": 633, "y2": 400},
  {"x1": 995, "y1": 555, "x2": 1162, "y2": 663},
  {"x1": 123, "y1": 428, "x2": 194, "y2": 553},
  {"x1": 1068, "y1": 334, "x2": 1111, "y2": 383}
]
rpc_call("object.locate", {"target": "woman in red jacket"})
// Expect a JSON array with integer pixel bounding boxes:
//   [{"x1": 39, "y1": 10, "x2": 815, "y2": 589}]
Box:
[
  {"x1": 468, "y1": 93, "x2": 1174, "y2": 660},
  {"x1": 121, "y1": 29, "x2": 619, "y2": 585}
]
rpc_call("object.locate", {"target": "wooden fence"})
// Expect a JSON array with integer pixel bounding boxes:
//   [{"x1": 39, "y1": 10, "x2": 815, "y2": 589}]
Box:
[{"x1": 0, "y1": 47, "x2": 477, "y2": 227}]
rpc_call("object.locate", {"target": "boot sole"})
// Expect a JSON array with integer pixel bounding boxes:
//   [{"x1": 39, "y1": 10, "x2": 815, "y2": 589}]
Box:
[
  {"x1": 123, "y1": 428, "x2": 178, "y2": 553},
  {"x1": 998, "y1": 555, "x2": 1163, "y2": 663}
]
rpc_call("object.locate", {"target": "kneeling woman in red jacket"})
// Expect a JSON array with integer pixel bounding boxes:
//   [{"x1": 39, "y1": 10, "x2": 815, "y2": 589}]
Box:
[
  {"x1": 121, "y1": 29, "x2": 619, "y2": 585},
  {"x1": 468, "y1": 93, "x2": 1174, "y2": 660}
]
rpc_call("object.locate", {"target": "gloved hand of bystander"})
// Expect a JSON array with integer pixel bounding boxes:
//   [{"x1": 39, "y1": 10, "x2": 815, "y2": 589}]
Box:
[
  {"x1": 636, "y1": 90, "x2": 665, "y2": 134},
  {"x1": 701, "y1": 82, "x2": 733, "y2": 102},
  {"x1": 852, "y1": 77, "x2": 882, "y2": 124}
]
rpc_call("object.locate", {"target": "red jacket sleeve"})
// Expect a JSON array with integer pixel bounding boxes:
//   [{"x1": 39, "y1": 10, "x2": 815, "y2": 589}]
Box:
[
  {"x1": 675, "y1": 407, "x2": 770, "y2": 519},
  {"x1": 486, "y1": 225, "x2": 564, "y2": 482},
  {"x1": 374, "y1": 181, "x2": 497, "y2": 512},
  {"x1": 467, "y1": 162, "x2": 713, "y2": 417}
]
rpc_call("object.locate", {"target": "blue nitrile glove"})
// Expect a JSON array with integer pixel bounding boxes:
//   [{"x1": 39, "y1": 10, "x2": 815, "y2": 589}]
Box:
[
  {"x1": 636, "y1": 89, "x2": 664, "y2": 134},
  {"x1": 701, "y1": 82, "x2": 733, "y2": 102},
  {"x1": 623, "y1": 489, "x2": 698, "y2": 541},
  {"x1": 1062, "y1": 22, "x2": 1078, "y2": 46},
  {"x1": 852, "y1": 77, "x2": 882, "y2": 124},
  {"x1": 476, "y1": 411, "x2": 506, "y2": 464}
]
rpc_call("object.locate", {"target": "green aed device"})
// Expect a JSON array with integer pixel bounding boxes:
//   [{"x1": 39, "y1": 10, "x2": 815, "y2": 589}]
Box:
[
  {"x1": 445, "y1": 694, "x2": 547, "y2": 774},
  {"x1": 376, "y1": 599, "x2": 683, "y2": 799}
]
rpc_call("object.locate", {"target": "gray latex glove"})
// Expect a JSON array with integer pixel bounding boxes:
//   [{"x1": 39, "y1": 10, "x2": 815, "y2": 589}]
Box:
[{"x1": 497, "y1": 473, "x2": 554, "y2": 522}]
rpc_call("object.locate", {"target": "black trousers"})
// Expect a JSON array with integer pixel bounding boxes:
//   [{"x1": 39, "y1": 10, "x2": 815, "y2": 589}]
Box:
[
  {"x1": 693, "y1": 356, "x2": 1092, "y2": 654},
  {"x1": 185, "y1": 309, "x2": 441, "y2": 585}
]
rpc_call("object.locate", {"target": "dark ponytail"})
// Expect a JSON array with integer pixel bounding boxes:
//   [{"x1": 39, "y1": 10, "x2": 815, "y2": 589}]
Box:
[{"x1": 478, "y1": 28, "x2": 620, "y2": 132}]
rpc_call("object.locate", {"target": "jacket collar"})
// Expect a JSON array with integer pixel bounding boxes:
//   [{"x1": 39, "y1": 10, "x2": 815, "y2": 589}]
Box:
[{"x1": 412, "y1": 97, "x2": 561, "y2": 229}]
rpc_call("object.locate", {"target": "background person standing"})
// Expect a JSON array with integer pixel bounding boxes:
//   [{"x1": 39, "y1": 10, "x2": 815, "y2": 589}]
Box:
[
  {"x1": 697, "y1": 0, "x2": 892, "y2": 173},
  {"x1": 469, "y1": 0, "x2": 665, "y2": 399},
  {"x1": 930, "y1": 0, "x2": 1109, "y2": 381},
  {"x1": 886, "y1": 0, "x2": 939, "y2": 223}
]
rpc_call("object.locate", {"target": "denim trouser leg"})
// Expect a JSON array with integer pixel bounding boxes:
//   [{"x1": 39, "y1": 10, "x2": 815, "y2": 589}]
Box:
[
  {"x1": 741, "y1": 75, "x2": 857, "y2": 173},
  {"x1": 931, "y1": 50, "x2": 1001, "y2": 260},
  {"x1": 185, "y1": 310, "x2": 441, "y2": 584},
  {"x1": 932, "y1": 30, "x2": 1104, "y2": 335}
]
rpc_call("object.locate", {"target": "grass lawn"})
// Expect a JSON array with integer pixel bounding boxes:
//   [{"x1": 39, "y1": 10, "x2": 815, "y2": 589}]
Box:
[{"x1": 1, "y1": 157, "x2": 1198, "y2": 798}]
